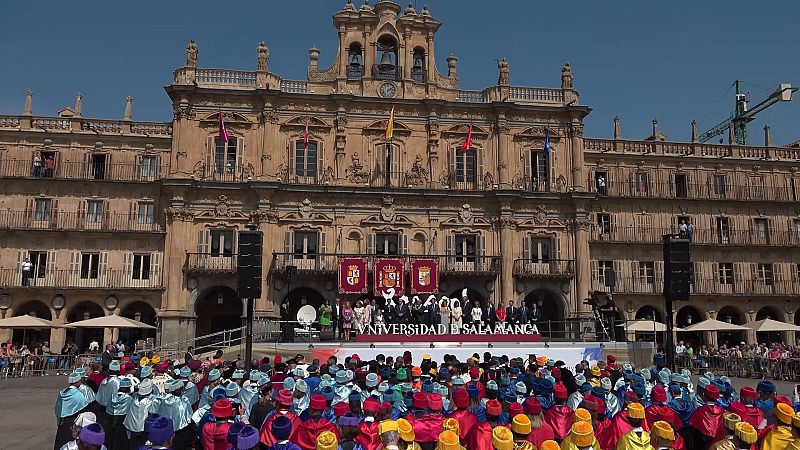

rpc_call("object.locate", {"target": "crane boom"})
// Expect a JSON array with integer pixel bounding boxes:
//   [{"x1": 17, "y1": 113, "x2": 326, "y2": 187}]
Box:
[{"x1": 699, "y1": 80, "x2": 797, "y2": 145}]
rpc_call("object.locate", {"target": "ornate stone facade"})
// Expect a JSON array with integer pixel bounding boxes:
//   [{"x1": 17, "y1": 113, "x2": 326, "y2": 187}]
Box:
[{"x1": 1, "y1": 1, "x2": 799, "y2": 349}]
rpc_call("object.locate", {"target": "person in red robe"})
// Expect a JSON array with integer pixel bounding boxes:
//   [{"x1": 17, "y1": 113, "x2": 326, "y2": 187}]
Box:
[
  {"x1": 260, "y1": 389, "x2": 300, "y2": 446},
  {"x1": 449, "y1": 388, "x2": 478, "y2": 442},
  {"x1": 413, "y1": 393, "x2": 446, "y2": 449},
  {"x1": 606, "y1": 355, "x2": 619, "y2": 373},
  {"x1": 645, "y1": 386, "x2": 686, "y2": 450},
  {"x1": 202, "y1": 398, "x2": 234, "y2": 450},
  {"x1": 356, "y1": 396, "x2": 381, "y2": 450},
  {"x1": 596, "y1": 400, "x2": 650, "y2": 450},
  {"x1": 543, "y1": 383, "x2": 573, "y2": 441},
  {"x1": 292, "y1": 394, "x2": 339, "y2": 450},
  {"x1": 466, "y1": 367, "x2": 486, "y2": 400},
  {"x1": 522, "y1": 397, "x2": 554, "y2": 448},
  {"x1": 681, "y1": 384, "x2": 726, "y2": 450},
  {"x1": 727, "y1": 387, "x2": 766, "y2": 431},
  {"x1": 466, "y1": 399, "x2": 507, "y2": 450}
]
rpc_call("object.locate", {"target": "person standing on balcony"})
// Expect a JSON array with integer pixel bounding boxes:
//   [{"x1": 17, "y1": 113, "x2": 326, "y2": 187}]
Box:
[
  {"x1": 21, "y1": 257, "x2": 32, "y2": 287},
  {"x1": 471, "y1": 300, "x2": 483, "y2": 326},
  {"x1": 320, "y1": 300, "x2": 332, "y2": 336},
  {"x1": 679, "y1": 220, "x2": 688, "y2": 239},
  {"x1": 44, "y1": 155, "x2": 56, "y2": 178},
  {"x1": 33, "y1": 152, "x2": 42, "y2": 177},
  {"x1": 529, "y1": 303, "x2": 541, "y2": 334},
  {"x1": 687, "y1": 219, "x2": 695, "y2": 243},
  {"x1": 341, "y1": 301, "x2": 353, "y2": 341},
  {"x1": 596, "y1": 175, "x2": 607, "y2": 196},
  {"x1": 505, "y1": 301, "x2": 518, "y2": 326}
]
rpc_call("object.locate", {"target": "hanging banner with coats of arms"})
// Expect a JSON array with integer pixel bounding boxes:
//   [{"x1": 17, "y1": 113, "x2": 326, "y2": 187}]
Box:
[
  {"x1": 338, "y1": 257, "x2": 368, "y2": 294},
  {"x1": 410, "y1": 258, "x2": 439, "y2": 294},
  {"x1": 374, "y1": 258, "x2": 405, "y2": 293}
]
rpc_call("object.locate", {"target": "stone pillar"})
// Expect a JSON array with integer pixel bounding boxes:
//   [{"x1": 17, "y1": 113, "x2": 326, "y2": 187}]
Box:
[
  {"x1": 496, "y1": 116, "x2": 510, "y2": 186},
  {"x1": 498, "y1": 218, "x2": 516, "y2": 303},
  {"x1": 574, "y1": 218, "x2": 591, "y2": 314},
  {"x1": 570, "y1": 123, "x2": 585, "y2": 190},
  {"x1": 164, "y1": 209, "x2": 193, "y2": 311}
]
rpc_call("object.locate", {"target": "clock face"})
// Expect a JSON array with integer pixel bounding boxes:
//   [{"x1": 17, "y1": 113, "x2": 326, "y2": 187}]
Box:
[{"x1": 379, "y1": 82, "x2": 397, "y2": 98}]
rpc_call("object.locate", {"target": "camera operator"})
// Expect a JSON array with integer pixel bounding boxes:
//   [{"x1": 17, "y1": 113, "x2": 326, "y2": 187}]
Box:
[{"x1": 597, "y1": 292, "x2": 618, "y2": 341}]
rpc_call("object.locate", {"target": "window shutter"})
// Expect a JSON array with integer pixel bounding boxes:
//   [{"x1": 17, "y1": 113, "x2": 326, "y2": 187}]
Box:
[
  {"x1": 319, "y1": 231, "x2": 327, "y2": 270},
  {"x1": 476, "y1": 148, "x2": 485, "y2": 189},
  {"x1": 237, "y1": 140, "x2": 245, "y2": 177},
  {"x1": 732, "y1": 262, "x2": 744, "y2": 292},
  {"x1": 151, "y1": 252, "x2": 162, "y2": 288},
  {"x1": 17, "y1": 250, "x2": 27, "y2": 272},
  {"x1": 123, "y1": 252, "x2": 132, "y2": 279},
  {"x1": 287, "y1": 141, "x2": 294, "y2": 181},
  {"x1": 522, "y1": 234, "x2": 532, "y2": 260},
  {"x1": 524, "y1": 150, "x2": 533, "y2": 190},
  {"x1": 24, "y1": 198, "x2": 34, "y2": 224},
  {"x1": 46, "y1": 250, "x2": 57, "y2": 276},
  {"x1": 695, "y1": 261, "x2": 705, "y2": 293},
  {"x1": 400, "y1": 233, "x2": 408, "y2": 255},
  {"x1": 768, "y1": 218, "x2": 776, "y2": 245},
  {"x1": 78, "y1": 199, "x2": 87, "y2": 229},
  {"x1": 99, "y1": 252, "x2": 108, "y2": 280},
  {"x1": 445, "y1": 234, "x2": 454, "y2": 269},
  {"x1": 477, "y1": 233, "x2": 486, "y2": 271},
  {"x1": 70, "y1": 251, "x2": 80, "y2": 273},
  {"x1": 134, "y1": 154, "x2": 142, "y2": 181},
  {"x1": 207, "y1": 136, "x2": 215, "y2": 177},
  {"x1": 448, "y1": 147, "x2": 456, "y2": 188},
  {"x1": 197, "y1": 229, "x2": 210, "y2": 253},
  {"x1": 366, "y1": 232, "x2": 376, "y2": 255},
  {"x1": 553, "y1": 235, "x2": 561, "y2": 259},
  {"x1": 102, "y1": 200, "x2": 110, "y2": 229},
  {"x1": 83, "y1": 153, "x2": 91, "y2": 179},
  {"x1": 612, "y1": 260, "x2": 622, "y2": 290},
  {"x1": 654, "y1": 260, "x2": 664, "y2": 293},
  {"x1": 284, "y1": 230, "x2": 294, "y2": 267},
  {"x1": 628, "y1": 172, "x2": 636, "y2": 197}
]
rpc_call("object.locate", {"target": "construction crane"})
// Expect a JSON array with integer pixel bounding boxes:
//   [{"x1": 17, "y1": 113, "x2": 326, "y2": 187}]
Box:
[{"x1": 699, "y1": 80, "x2": 797, "y2": 145}]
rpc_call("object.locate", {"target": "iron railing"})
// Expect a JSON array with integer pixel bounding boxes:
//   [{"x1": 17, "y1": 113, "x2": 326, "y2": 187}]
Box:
[
  {"x1": 372, "y1": 64, "x2": 402, "y2": 81},
  {"x1": 591, "y1": 276, "x2": 800, "y2": 296},
  {"x1": 0, "y1": 268, "x2": 163, "y2": 289},
  {"x1": 193, "y1": 164, "x2": 255, "y2": 182},
  {"x1": 589, "y1": 178, "x2": 800, "y2": 202},
  {"x1": 271, "y1": 253, "x2": 501, "y2": 275},
  {"x1": 590, "y1": 225, "x2": 800, "y2": 247},
  {"x1": 0, "y1": 210, "x2": 162, "y2": 232},
  {"x1": 185, "y1": 253, "x2": 237, "y2": 272},
  {"x1": 0, "y1": 159, "x2": 168, "y2": 182},
  {"x1": 512, "y1": 259, "x2": 576, "y2": 278}
]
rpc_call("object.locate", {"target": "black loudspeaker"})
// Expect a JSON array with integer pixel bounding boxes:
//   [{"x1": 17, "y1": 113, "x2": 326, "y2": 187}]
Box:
[
  {"x1": 604, "y1": 268, "x2": 616, "y2": 288},
  {"x1": 664, "y1": 237, "x2": 691, "y2": 301},
  {"x1": 237, "y1": 231, "x2": 263, "y2": 299},
  {"x1": 286, "y1": 265, "x2": 298, "y2": 281}
]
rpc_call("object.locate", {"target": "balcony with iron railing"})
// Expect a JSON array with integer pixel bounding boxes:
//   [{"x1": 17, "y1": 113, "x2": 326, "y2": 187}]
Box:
[
  {"x1": 271, "y1": 253, "x2": 501, "y2": 275},
  {"x1": 590, "y1": 225, "x2": 800, "y2": 247},
  {"x1": 0, "y1": 268, "x2": 162, "y2": 289},
  {"x1": 185, "y1": 253, "x2": 237, "y2": 273},
  {"x1": 0, "y1": 159, "x2": 169, "y2": 182},
  {"x1": 512, "y1": 259, "x2": 576, "y2": 278},
  {"x1": 193, "y1": 164, "x2": 255, "y2": 182},
  {"x1": 591, "y1": 276, "x2": 800, "y2": 296},
  {"x1": 0, "y1": 210, "x2": 163, "y2": 233},
  {"x1": 411, "y1": 68, "x2": 427, "y2": 84},
  {"x1": 372, "y1": 64, "x2": 402, "y2": 81},
  {"x1": 589, "y1": 179, "x2": 800, "y2": 202},
  {"x1": 347, "y1": 64, "x2": 365, "y2": 80}
]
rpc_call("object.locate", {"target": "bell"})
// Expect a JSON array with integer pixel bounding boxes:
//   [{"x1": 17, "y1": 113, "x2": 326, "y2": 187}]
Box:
[{"x1": 379, "y1": 50, "x2": 393, "y2": 66}]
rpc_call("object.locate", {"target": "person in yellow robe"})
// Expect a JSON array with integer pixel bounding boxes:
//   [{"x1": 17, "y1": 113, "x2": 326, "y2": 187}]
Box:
[
  {"x1": 560, "y1": 421, "x2": 600, "y2": 450},
  {"x1": 781, "y1": 411, "x2": 800, "y2": 450},
  {"x1": 649, "y1": 421, "x2": 677, "y2": 450},
  {"x1": 708, "y1": 412, "x2": 741, "y2": 450},
  {"x1": 762, "y1": 402, "x2": 796, "y2": 450},
  {"x1": 397, "y1": 418, "x2": 422, "y2": 450},
  {"x1": 733, "y1": 421, "x2": 758, "y2": 450},
  {"x1": 614, "y1": 403, "x2": 653, "y2": 450}
]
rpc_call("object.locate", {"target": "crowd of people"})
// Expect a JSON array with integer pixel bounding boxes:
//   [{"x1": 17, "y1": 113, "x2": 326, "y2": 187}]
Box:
[
  {"x1": 310, "y1": 293, "x2": 544, "y2": 338},
  {"x1": 54, "y1": 346, "x2": 800, "y2": 450}
]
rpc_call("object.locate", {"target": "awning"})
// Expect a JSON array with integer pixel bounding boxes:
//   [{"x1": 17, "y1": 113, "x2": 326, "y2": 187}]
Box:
[
  {"x1": 625, "y1": 320, "x2": 683, "y2": 332},
  {"x1": 745, "y1": 318, "x2": 800, "y2": 332},
  {"x1": 0, "y1": 314, "x2": 68, "y2": 329},
  {"x1": 681, "y1": 318, "x2": 748, "y2": 332},
  {"x1": 67, "y1": 315, "x2": 155, "y2": 329}
]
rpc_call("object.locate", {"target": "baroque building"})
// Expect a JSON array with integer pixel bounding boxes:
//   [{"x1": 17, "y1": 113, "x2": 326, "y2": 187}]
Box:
[{"x1": 0, "y1": 0, "x2": 799, "y2": 350}]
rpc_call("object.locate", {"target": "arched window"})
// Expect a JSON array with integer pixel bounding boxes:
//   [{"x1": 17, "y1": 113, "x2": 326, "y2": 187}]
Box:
[
  {"x1": 412, "y1": 47, "x2": 426, "y2": 83},
  {"x1": 348, "y1": 43, "x2": 364, "y2": 80},
  {"x1": 213, "y1": 136, "x2": 239, "y2": 181},
  {"x1": 374, "y1": 35, "x2": 399, "y2": 81}
]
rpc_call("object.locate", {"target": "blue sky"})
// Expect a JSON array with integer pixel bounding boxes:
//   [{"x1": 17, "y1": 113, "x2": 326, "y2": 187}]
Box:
[{"x1": 2, "y1": 1, "x2": 799, "y2": 145}]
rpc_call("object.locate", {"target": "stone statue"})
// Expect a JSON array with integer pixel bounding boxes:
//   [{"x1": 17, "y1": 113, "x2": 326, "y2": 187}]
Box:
[
  {"x1": 561, "y1": 62, "x2": 573, "y2": 89},
  {"x1": 497, "y1": 58, "x2": 509, "y2": 86},
  {"x1": 186, "y1": 40, "x2": 198, "y2": 68},
  {"x1": 257, "y1": 41, "x2": 270, "y2": 71}
]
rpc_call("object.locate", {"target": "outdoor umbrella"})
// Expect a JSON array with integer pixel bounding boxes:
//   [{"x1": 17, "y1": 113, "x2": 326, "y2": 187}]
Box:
[
  {"x1": 681, "y1": 318, "x2": 748, "y2": 332},
  {"x1": 67, "y1": 315, "x2": 155, "y2": 329},
  {"x1": 745, "y1": 318, "x2": 800, "y2": 332},
  {"x1": 0, "y1": 314, "x2": 68, "y2": 329},
  {"x1": 625, "y1": 319, "x2": 683, "y2": 333}
]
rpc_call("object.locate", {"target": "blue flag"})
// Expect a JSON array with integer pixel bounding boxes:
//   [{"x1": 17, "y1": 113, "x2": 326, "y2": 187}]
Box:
[{"x1": 544, "y1": 127, "x2": 551, "y2": 155}]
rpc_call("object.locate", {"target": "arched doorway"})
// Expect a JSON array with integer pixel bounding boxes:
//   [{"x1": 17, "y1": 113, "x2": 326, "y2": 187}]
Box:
[
  {"x1": 635, "y1": 306, "x2": 663, "y2": 321},
  {"x1": 632, "y1": 306, "x2": 664, "y2": 343},
  {"x1": 12, "y1": 300, "x2": 52, "y2": 346},
  {"x1": 675, "y1": 305, "x2": 703, "y2": 349},
  {"x1": 66, "y1": 301, "x2": 105, "y2": 352},
  {"x1": 120, "y1": 301, "x2": 157, "y2": 349},
  {"x1": 448, "y1": 288, "x2": 486, "y2": 310},
  {"x1": 196, "y1": 287, "x2": 241, "y2": 338},
  {"x1": 523, "y1": 288, "x2": 565, "y2": 339},
  {"x1": 283, "y1": 287, "x2": 325, "y2": 321},
  {"x1": 717, "y1": 306, "x2": 746, "y2": 347},
  {"x1": 756, "y1": 305, "x2": 784, "y2": 344}
]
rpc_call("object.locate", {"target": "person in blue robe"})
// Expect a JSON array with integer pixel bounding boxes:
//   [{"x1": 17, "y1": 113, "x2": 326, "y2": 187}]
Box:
[
  {"x1": 106, "y1": 377, "x2": 133, "y2": 450},
  {"x1": 178, "y1": 366, "x2": 200, "y2": 406},
  {"x1": 123, "y1": 378, "x2": 158, "y2": 450},
  {"x1": 198, "y1": 368, "x2": 222, "y2": 410},
  {"x1": 54, "y1": 372, "x2": 90, "y2": 450},
  {"x1": 666, "y1": 384, "x2": 695, "y2": 425},
  {"x1": 157, "y1": 379, "x2": 194, "y2": 450}
]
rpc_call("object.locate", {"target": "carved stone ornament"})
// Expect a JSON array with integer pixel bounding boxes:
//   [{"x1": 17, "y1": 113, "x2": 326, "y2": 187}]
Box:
[
  {"x1": 335, "y1": 112, "x2": 348, "y2": 133},
  {"x1": 458, "y1": 204, "x2": 473, "y2": 223},
  {"x1": 346, "y1": 152, "x2": 370, "y2": 184},
  {"x1": 165, "y1": 207, "x2": 195, "y2": 222},
  {"x1": 624, "y1": 301, "x2": 636, "y2": 314},
  {"x1": 173, "y1": 105, "x2": 196, "y2": 120},
  {"x1": 405, "y1": 154, "x2": 428, "y2": 187},
  {"x1": 308, "y1": 63, "x2": 337, "y2": 82},
  {"x1": 555, "y1": 175, "x2": 566, "y2": 192},
  {"x1": 186, "y1": 40, "x2": 198, "y2": 68},
  {"x1": 215, "y1": 195, "x2": 231, "y2": 217},
  {"x1": 380, "y1": 197, "x2": 395, "y2": 222},
  {"x1": 262, "y1": 110, "x2": 280, "y2": 124},
  {"x1": 511, "y1": 172, "x2": 528, "y2": 189},
  {"x1": 319, "y1": 166, "x2": 335, "y2": 184},
  {"x1": 257, "y1": 41, "x2": 270, "y2": 71},
  {"x1": 497, "y1": 217, "x2": 517, "y2": 230},
  {"x1": 249, "y1": 209, "x2": 278, "y2": 224},
  {"x1": 299, "y1": 199, "x2": 314, "y2": 220},
  {"x1": 533, "y1": 204, "x2": 549, "y2": 225},
  {"x1": 482, "y1": 171, "x2": 494, "y2": 190}
]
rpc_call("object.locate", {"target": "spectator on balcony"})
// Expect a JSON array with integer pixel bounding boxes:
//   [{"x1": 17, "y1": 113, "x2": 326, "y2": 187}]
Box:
[
  {"x1": 374, "y1": 308, "x2": 385, "y2": 327},
  {"x1": 596, "y1": 175, "x2": 607, "y2": 195},
  {"x1": 679, "y1": 221, "x2": 688, "y2": 239},
  {"x1": 687, "y1": 220, "x2": 695, "y2": 243},
  {"x1": 44, "y1": 155, "x2": 56, "y2": 177},
  {"x1": 33, "y1": 152, "x2": 43, "y2": 177},
  {"x1": 21, "y1": 257, "x2": 32, "y2": 287}
]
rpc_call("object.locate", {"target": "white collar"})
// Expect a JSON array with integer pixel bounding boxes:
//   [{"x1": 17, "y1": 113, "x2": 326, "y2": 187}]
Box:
[{"x1": 632, "y1": 427, "x2": 644, "y2": 432}]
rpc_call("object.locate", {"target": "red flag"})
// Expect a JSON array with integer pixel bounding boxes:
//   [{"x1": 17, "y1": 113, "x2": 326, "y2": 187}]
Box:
[
  {"x1": 218, "y1": 111, "x2": 229, "y2": 144},
  {"x1": 461, "y1": 123, "x2": 473, "y2": 151},
  {"x1": 303, "y1": 113, "x2": 309, "y2": 148}
]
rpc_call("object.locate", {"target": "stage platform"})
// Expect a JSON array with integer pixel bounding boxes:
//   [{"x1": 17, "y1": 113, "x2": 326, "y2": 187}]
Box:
[{"x1": 251, "y1": 340, "x2": 656, "y2": 368}]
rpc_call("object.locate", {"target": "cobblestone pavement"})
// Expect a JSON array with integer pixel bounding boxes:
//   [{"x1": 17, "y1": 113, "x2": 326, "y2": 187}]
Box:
[{"x1": 0, "y1": 373, "x2": 796, "y2": 450}]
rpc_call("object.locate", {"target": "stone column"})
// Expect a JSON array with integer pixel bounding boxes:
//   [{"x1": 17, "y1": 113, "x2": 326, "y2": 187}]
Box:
[
  {"x1": 496, "y1": 116, "x2": 510, "y2": 186},
  {"x1": 574, "y1": 218, "x2": 591, "y2": 314},
  {"x1": 498, "y1": 217, "x2": 516, "y2": 304},
  {"x1": 570, "y1": 123, "x2": 585, "y2": 190},
  {"x1": 164, "y1": 209, "x2": 193, "y2": 311}
]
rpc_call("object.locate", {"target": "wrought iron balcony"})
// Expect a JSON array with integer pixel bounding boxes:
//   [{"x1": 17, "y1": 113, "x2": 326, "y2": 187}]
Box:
[
  {"x1": 0, "y1": 268, "x2": 162, "y2": 289},
  {"x1": 271, "y1": 253, "x2": 501, "y2": 275},
  {"x1": 411, "y1": 68, "x2": 427, "y2": 83},
  {"x1": 185, "y1": 253, "x2": 237, "y2": 273},
  {"x1": 0, "y1": 210, "x2": 162, "y2": 233},
  {"x1": 0, "y1": 159, "x2": 168, "y2": 182},
  {"x1": 591, "y1": 276, "x2": 800, "y2": 296},
  {"x1": 193, "y1": 164, "x2": 255, "y2": 182},
  {"x1": 590, "y1": 225, "x2": 800, "y2": 247},
  {"x1": 372, "y1": 64, "x2": 402, "y2": 81},
  {"x1": 347, "y1": 64, "x2": 365, "y2": 80},
  {"x1": 512, "y1": 259, "x2": 576, "y2": 278}
]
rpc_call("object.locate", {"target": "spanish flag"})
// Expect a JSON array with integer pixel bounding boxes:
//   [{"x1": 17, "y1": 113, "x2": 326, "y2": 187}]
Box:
[{"x1": 385, "y1": 106, "x2": 394, "y2": 141}]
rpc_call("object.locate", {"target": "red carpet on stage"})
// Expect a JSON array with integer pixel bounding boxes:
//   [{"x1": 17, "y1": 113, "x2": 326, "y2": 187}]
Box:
[{"x1": 355, "y1": 333, "x2": 542, "y2": 343}]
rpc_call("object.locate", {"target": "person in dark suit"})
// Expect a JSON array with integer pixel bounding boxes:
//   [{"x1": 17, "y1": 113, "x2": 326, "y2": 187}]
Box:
[
  {"x1": 505, "y1": 300, "x2": 518, "y2": 325},
  {"x1": 517, "y1": 302, "x2": 529, "y2": 326},
  {"x1": 529, "y1": 302, "x2": 541, "y2": 333},
  {"x1": 428, "y1": 298, "x2": 440, "y2": 325},
  {"x1": 462, "y1": 296, "x2": 472, "y2": 326},
  {"x1": 485, "y1": 300, "x2": 497, "y2": 328},
  {"x1": 397, "y1": 298, "x2": 410, "y2": 324},
  {"x1": 331, "y1": 298, "x2": 341, "y2": 339}
]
